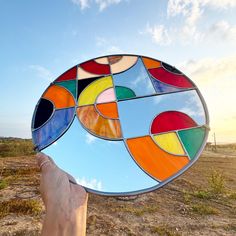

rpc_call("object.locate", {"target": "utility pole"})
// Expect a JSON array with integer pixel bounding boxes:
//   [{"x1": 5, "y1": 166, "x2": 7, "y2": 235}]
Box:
[{"x1": 213, "y1": 132, "x2": 217, "y2": 152}]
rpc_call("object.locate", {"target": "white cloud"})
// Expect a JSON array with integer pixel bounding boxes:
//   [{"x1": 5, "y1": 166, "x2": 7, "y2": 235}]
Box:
[
  {"x1": 167, "y1": 0, "x2": 203, "y2": 43},
  {"x1": 76, "y1": 177, "x2": 102, "y2": 190},
  {"x1": 179, "y1": 54, "x2": 236, "y2": 142},
  {"x1": 153, "y1": 95, "x2": 164, "y2": 105},
  {"x1": 71, "y1": 0, "x2": 123, "y2": 11},
  {"x1": 144, "y1": 0, "x2": 236, "y2": 46},
  {"x1": 209, "y1": 20, "x2": 236, "y2": 41},
  {"x1": 179, "y1": 54, "x2": 236, "y2": 85},
  {"x1": 71, "y1": 0, "x2": 90, "y2": 10},
  {"x1": 29, "y1": 65, "x2": 53, "y2": 82},
  {"x1": 179, "y1": 107, "x2": 198, "y2": 117},
  {"x1": 201, "y1": 0, "x2": 236, "y2": 9},
  {"x1": 85, "y1": 133, "x2": 98, "y2": 144},
  {"x1": 95, "y1": 36, "x2": 123, "y2": 54},
  {"x1": 180, "y1": 92, "x2": 204, "y2": 118},
  {"x1": 131, "y1": 65, "x2": 154, "y2": 93},
  {"x1": 145, "y1": 24, "x2": 171, "y2": 46},
  {"x1": 168, "y1": 0, "x2": 236, "y2": 17},
  {"x1": 167, "y1": 0, "x2": 203, "y2": 26},
  {"x1": 95, "y1": 0, "x2": 121, "y2": 11}
]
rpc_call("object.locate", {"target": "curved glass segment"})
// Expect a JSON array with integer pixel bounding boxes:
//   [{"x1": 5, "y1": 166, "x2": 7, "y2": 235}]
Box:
[
  {"x1": 32, "y1": 107, "x2": 75, "y2": 150},
  {"x1": 31, "y1": 54, "x2": 209, "y2": 196}
]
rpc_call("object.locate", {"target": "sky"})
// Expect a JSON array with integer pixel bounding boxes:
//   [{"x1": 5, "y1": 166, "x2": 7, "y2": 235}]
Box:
[{"x1": 1, "y1": 0, "x2": 236, "y2": 144}]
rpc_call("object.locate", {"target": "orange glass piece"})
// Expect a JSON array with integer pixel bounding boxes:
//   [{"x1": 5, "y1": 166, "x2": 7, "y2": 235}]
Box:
[
  {"x1": 96, "y1": 102, "x2": 119, "y2": 119},
  {"x1": 43, "y1": 85, "x2": 75, "y2": 109},
  {"x1": 142, "y1": 57, "x2": 161, "y2": 69},
  {"x1": 126, "y1": 136, "x2": 189, "y2": 181},
  {"x1": 77, "y1": 105, "x2": 122, "y2": 139}
]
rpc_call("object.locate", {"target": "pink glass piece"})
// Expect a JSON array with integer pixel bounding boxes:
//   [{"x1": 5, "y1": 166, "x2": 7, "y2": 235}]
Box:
[{"x1": 96, "y1": 88, "x2": 116, "y2": 104}]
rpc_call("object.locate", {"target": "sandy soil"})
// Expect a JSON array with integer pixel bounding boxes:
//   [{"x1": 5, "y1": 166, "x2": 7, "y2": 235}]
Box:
[{"x1": 0, "y1": 148, "x2": 235, "y2": 235}]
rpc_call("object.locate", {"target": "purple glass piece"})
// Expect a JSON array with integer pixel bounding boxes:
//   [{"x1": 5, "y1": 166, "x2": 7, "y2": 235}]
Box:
[
  {"x1": 151, "y1": 77, "x2": 182, "y2": 93},
  {"x1": 32, "y1": 107, "x2": 75, "y2": 150}
]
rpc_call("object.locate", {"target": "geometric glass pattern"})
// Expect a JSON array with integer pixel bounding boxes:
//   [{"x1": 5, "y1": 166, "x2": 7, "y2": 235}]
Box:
[{"x1": 31, "y1": 54, "x2": 210, "y2": 196}]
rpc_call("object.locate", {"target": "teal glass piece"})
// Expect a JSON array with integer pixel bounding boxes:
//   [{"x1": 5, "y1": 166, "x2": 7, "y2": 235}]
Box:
[
  {"x1": 178, "y1": 127, "x2": 206, "y2": 160},
  {"x1": 115, "y1": 86, "x2": 136, "y2": 100},
  {"x1": 55, "y1": 80, "x2": 77, "y2": 98}
]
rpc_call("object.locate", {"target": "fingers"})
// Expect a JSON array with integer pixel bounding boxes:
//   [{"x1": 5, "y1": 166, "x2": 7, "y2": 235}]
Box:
[{"x1": 36, "y1": 152, "x2": 54, "y2": 172}]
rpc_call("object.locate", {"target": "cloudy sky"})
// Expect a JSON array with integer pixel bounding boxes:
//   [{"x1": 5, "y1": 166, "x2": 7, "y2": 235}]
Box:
[{"x1": 0, "y1": 0, "x2": 236, "y2": 143}]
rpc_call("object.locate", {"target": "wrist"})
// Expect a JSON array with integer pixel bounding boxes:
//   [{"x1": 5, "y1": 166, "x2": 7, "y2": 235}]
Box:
[{"x1": 42, "y1": 198, "x2": 88, "y2": 236}]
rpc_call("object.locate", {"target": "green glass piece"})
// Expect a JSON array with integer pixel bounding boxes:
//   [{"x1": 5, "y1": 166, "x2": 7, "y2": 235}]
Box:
[
  {"x1": 178, "y1": 127, "x2": 205, "y2": 160},
  {"x1": 55, "y1": 80, "x2": 76, "y2": 98},
  {"x1": 115, "y1": 86, "x2": 136, "y2": 100}
]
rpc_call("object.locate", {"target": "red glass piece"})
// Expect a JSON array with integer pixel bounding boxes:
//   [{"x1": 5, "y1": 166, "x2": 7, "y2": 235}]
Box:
[
  {"x1": 149, "y1": 67, "x2": 193, "y2": 88},
  {"x1": 151, "y1": 111, "x2": 198, "y2": 134},
  {"x1": 56, "y1": 66, "x2": 77, "y2": 82},
  {"x1": 80, "y1": 60, "x2": 110, "y2": 75}
]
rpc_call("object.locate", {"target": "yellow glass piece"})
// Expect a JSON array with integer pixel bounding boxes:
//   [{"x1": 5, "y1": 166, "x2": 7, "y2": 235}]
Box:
[
  {"x1": 153, "y1": 132, "x2": 185, "y2": 155},
  {"x1": 78, "y1": 76, "x2": 113, "y2": 106}
]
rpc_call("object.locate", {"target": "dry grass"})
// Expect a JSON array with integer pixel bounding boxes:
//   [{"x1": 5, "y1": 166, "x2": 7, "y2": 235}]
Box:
[
  {"x1": 0, "y1": 142, "x2": 236, "y2": 235},
  {"x1": 112, "y1": 204, "x2": 159, "y2": 216},
  {"x1": 191, "y1": 203, "x2": 219, "y2": 215},
  {"x1": 209, "y1": 169, "x2": 225, "y2": 194},
  {"x1": 0, "y1": 179, "x2": 8, "y2": 190},
  {"x1": 0, "y1": 199, "x2": 42, "y2": 219},
  {"x1": 0, "y1": 138, "x2": 35, "y2": 158},
  {"x1": 149, "y1": 224, "x2": 181, "y2": 236}
]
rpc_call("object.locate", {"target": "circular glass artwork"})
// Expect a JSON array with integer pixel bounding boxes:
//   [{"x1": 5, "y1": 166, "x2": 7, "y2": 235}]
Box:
[{"x1": 31, "y1": 54, "x2": 209, "y2": 196}]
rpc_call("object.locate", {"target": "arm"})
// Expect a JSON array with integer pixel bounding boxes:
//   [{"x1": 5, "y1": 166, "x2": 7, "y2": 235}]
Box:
[{"x1": 36, "y1": 152, "x2": 88, "y2": 236}]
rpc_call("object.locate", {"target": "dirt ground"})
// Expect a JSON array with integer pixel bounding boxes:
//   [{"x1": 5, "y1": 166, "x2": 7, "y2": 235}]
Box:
[{"x1": 0, "y1": 147, "x2": 236, "y2": 236}]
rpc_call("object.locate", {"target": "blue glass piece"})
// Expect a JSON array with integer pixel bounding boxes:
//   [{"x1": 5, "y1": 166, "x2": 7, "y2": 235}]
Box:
[
  {"x1": 32, "y1": 107, "x2": 75, "y2": 150},
  {"x1": 44, "y1": 118, "x2": 158, "y2": 193},
  {"x1": 151, "y1": 77, "x2": 182, "y2": 93},
  {"x1": 117, "y1": 90, "x2": 206, "y2": 138},
  {"x1": 113, "y1": 57, "x2": 155, "y2": 98}
]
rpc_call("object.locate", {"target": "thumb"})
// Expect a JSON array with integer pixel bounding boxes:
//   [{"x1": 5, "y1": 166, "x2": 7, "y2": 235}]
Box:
[{"x1": 36, "y1": 152, "x2": 54, "y2": 172}]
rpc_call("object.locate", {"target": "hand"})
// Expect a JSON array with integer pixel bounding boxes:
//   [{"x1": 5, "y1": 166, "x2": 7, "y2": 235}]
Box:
[{"x1": 36, "y1": 152, "x2": 88, "y2": 236}]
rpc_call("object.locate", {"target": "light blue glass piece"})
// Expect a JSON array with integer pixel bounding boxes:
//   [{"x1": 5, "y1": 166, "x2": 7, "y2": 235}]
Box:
[
  {"x1": 113, "y1": 57, "x2": 155, "y2": 99},
  {"x1": 117, "y1": 90, "x2": 206, "y2": 138},
  {"x1": 43, "y1": 118, "x2": 159, "y2": 194},
  {"x1": 32, "y1": 107, "x2": 75, "y2": 150}
]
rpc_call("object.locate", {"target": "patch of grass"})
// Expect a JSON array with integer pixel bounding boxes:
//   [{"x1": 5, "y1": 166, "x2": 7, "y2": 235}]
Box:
[
  {"x1": 191, "y1": 203, "x2": 219, "y2": 215},
  {"x1": 113, "y1": 205, "x2": 159, "y2": 216},
  {"x1": 182, "y1": 169, "x2": 226, "y2": 203},
  {"x1": 223, "y1": 224, "x2": 236, "y2": 232},
  {"x1": 227, "y1": 191, "x2": 236, "y2": 200},
  {"x1": 209, "y1": 170, "x2": 225, "y2": 194},
  {"x1": 0, "y1": 199, "x2": 42, "y2": 219},
  {"x1": 192, "y1": 190, "x2": 211, "y2": 199},
  {"x1": 1, "y1": 167, "x2": 39, "y2": 178},
  {"x1": 150, "y1": 225, "x2": 180, "y2": 236},
  {"x1": 183, "y1": 190, "x2": 192, "y2": 203},
  {"x1": 0, "y1": 138, "x2": 35, "y2": 158},
  {"x1": 0, "y1": 179, "x2": 8, "y2": 190}
]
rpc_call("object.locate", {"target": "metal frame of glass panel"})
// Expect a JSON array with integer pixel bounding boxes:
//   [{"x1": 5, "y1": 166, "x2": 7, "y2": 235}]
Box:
[{"x1": 31, "y1": 54, "x2": 210, "y2": 196}]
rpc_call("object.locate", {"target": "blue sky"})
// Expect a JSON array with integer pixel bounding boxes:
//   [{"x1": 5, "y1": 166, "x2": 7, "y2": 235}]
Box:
[
  {"x1": 44, "y1": 118, "x2": 158, "y2": 193},
  {"x1": 1, "y1": 0, "x2": 236, "y2": 144}
]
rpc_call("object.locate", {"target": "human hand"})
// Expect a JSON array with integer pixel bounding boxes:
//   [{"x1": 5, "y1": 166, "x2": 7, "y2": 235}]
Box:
[{"x1": 36, "y1": 152, "x2": 88, "y2": 236}]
